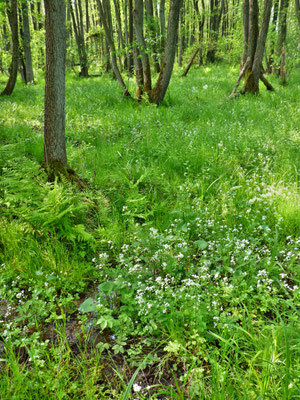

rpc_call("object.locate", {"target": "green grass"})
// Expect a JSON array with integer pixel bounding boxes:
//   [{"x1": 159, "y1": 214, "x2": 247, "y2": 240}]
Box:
[{"x1": 0, "y1": 63, "x2": 299, "y2": 399}]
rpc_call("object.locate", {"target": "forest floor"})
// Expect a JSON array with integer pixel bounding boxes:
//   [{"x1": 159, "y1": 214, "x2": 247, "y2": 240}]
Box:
[{"x1": 0, "y1": 63, "x2": 299, "y2": 399}]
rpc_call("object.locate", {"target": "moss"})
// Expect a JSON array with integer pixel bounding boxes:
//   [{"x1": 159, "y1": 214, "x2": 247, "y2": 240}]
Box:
[{"x1": 41, "y1": 160, "x2": 88, "y2": 190}]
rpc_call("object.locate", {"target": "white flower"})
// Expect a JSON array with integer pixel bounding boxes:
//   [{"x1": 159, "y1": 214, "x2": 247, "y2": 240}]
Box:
[{"x1": 133, "y1": 383, "x2": 142, "y2": 392}]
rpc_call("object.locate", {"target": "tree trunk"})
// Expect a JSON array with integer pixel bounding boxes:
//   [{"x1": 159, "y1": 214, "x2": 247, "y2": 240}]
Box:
[
  {"x1": 43, "y1": 0, "x2": 67, "y2": 169},
  {"x1": 275, "y1": 0, "x2": 289, "y2": 80},
  {"x1": 85, "y1": 0, "x2": 90, "y2": 32},
  {"x1": 268, "y1": 0, "x2": 279, "y2": 71},
  {"x1": 149, "y1": 0, "x2": 182, "y2": 104},
  {"x1": 206, "y1": 0, "x2": 225, "y2": 62},
  {"x1": 145, "y1": 0, "x2": 160, "y2": 72},
  {"x1": 21, "y1": 0, "x2": 34, "y2": 84},
  {"x1": 133, "y1": 0, "x2": 152, "y2": 93},
  {"x1": 128, "y1": 0, "x2": 134, "y2": 73},
  {"x1": 69, "y1": 0, "x2": 89, "y2": 76},
  {"x1": 233, "y1": 0, "x2": 273, "y2": 95},
  {"x1": 113, "y1": 0, "x2": 126, "y2": 69},
  {"x1": 1, "y1": 0, "x2": 19, "y2": 96},
  {"x1": 178, "y1": 5, "x2": 185, "y2": 66},
  {"x1": 97, "y1": 0, "x2": 130, "y2": 95},
  {"x1": 159, "y1": 0, "x2": 166, "y2": 53}
]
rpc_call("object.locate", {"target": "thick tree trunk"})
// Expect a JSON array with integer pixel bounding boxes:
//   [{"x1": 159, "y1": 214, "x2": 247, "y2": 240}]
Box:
[
  {"x1": 43, "y1": 0, "x2": 67, "y2": 169},
  {"x1": 1, "y1": 0, "x2": 19, "y2": 96},
  {"x1": 149, "y1": 0, "x2": 182, "y2": 104},
  {"x1": 21, "y1": 0, "x2": 34, "y2": 84}
]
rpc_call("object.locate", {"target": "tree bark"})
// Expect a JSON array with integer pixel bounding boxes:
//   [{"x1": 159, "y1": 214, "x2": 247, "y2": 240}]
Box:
[
  {"x1": 149, "y1": 0, "x2": 182, "y2": 104},
  {"x1": 1, "y1": 0, "x2": 19, "y2": 96},
  {"x1": 43, "y1": 0, "x2": 67, "y2": 169},
  {"x1": 21, "y1": 0, "x2": 34, "y2": 84}
]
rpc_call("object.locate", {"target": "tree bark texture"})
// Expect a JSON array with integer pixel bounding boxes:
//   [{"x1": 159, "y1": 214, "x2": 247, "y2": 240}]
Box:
[
  {"x1": 1, "y1": 0, "x2": 19, "y2": 96},
  {"x1": 43, "y1": 0, "x2": 67, "y2": 168}
]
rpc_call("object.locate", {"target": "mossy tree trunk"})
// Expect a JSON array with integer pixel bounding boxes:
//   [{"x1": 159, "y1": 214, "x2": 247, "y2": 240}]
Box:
[
  {"x1": 1, "y1": 0, "x2": 19, "y2": 96},
  {"x1": 43, "y1": 0, "x2": 67, "y2": 171}
]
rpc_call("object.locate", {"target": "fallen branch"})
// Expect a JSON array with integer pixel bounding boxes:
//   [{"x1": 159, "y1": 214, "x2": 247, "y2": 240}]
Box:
[{"x1": 182, "y1": 47, "x2": 201, "y2": 77}]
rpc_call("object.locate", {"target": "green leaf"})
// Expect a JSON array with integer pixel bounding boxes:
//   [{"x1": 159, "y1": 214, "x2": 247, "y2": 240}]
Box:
[
  {"x1": 194, "y1": 240, "x2": 208, "y2": 250},
  {"x1": 79, "y1": 298, "x2": 96, "y2": 313}
]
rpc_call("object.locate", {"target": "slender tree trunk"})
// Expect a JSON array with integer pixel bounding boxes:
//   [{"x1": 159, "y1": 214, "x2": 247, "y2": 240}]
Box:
[
  {"x1": 159, "y1": 0, "x2": 166, "y2": 54},
  {"x1": 113, "y1": 0, "x2": 126, "y2": 69},
  {"x1": 178, "y1": 5, "x2": 185, "y2": 66},
  {"x1": 275, "y1": 0, "x2": 289, "y2": 81},
  {"x1": 1, "y1": 0, "x2": 19, "y2": 96},
  {"x1": 21, "y1": 0, "x2": 34, "y2": 83},
  {"x1": 69, "y1": 0, "x2": 89, "y2": 76},
  {"x1": 128, "y1": 0, "x2": 134, "y2": 73},
  {"x1": 43, "y1": 0, "x2": 67, "y2": 169},
  {"x1": 149, "y1": 0, "x2": 182, "y2": 104},
  {"x1": 133, "y1": 0, "x2": 152, "y2": 93},
  {"x1": 145, "y1": 0, "x2": 160, "y2": 72},
  {"x1": 242, "y1": 0, "x2": 273, "y2": 94},
  {"x1": 268, "y1": 0, "x2": 279, "y2": 71},
  {"x1": 97, "y1": 0, "x2": 130, "y2": 95},
  {"x1": 241, "y1": 0, "x2": 249, "y2": 68},
  {"x1": 85, "y1": 0, "x2": 90, "y2": 32}
]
